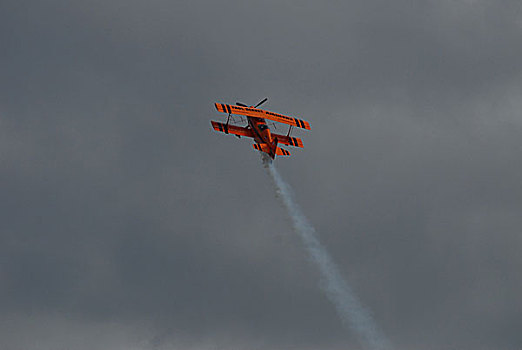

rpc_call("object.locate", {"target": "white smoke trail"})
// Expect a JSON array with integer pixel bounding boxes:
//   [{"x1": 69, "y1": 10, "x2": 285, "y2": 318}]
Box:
[{"x1": 263, "y1": 155, "x2": 390, "y2": 350}]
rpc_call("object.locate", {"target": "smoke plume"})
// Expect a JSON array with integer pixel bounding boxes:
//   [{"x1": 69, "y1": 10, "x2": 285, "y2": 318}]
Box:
[{"x1": 263, "y1": 155, "x2": 391, "y2": 350}]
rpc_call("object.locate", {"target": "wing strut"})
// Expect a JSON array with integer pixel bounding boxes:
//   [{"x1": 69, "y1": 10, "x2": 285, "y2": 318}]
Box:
[{"x1": 226, "y1": 111, "x2": 231, "y2": 126}]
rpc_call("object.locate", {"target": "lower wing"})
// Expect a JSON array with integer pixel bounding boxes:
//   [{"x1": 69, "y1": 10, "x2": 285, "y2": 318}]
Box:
[
  {"x1": 211, "y1": 121, "x2": 254, "y2": 138},
  {"x1": 271, "y1": 133, "x2": 304, "y2": 148}
]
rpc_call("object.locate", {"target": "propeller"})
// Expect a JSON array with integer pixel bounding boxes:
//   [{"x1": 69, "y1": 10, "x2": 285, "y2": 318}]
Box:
[
  {"x1": 254, "y1": 97, "x2": 268, "y2": 108},
  {"x1": 235, "y1": 97, "x2": 268, "y2": 108}
]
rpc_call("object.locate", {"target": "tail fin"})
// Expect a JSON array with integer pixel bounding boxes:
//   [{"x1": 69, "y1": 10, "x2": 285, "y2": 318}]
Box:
[{"x1": 272, "y1": 136, "x2": 279, "y2": 154}]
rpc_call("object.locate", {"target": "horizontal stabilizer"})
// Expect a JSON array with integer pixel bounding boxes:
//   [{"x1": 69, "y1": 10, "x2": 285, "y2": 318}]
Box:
[
  {"x1": 211, "y1": 121, "x2": 254, "y2": 138},
  {"x1": 253, "y1": 143, "x2": 291, "y2": 156}
]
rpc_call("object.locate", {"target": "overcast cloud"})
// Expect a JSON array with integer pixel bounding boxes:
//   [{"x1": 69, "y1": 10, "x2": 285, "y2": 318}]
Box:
[{"x1": 1, "y1": 1, "x2": 522, "y2": 349}]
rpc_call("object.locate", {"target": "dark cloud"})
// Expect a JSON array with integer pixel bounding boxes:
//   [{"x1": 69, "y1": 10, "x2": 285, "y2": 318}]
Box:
[{"x1": 1, "y1": 0, "x2": 521, "y2": 349}]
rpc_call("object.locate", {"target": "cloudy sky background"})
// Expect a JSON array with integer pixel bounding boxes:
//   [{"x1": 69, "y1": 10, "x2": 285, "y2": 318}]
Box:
[{"x1": 1, "y1": 1, "x2": 522, "y2": 349}]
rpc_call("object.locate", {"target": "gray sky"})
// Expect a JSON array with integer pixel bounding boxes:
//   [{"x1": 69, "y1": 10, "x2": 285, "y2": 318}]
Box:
[{"x1": 1, "y1": 1, "x2": 522, "y2": 349}]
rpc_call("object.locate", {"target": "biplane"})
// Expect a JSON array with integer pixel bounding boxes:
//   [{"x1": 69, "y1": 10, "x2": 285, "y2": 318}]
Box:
[{"x1": 211, "y1": 98, "x2": 311, "y2": 159}]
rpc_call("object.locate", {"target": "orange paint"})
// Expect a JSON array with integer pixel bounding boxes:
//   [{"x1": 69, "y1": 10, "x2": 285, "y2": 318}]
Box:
[{"x1": 211, "y1": 101, "x2": 310, "y2": 159}]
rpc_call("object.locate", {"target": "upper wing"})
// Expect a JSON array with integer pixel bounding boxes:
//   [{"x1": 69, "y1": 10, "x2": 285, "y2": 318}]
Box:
[
  {"x1": 211, "y1": 121, "x2": 254, "y2": 138},
  {"x1": 271, "y1": 133, "x2": 304, "y2": 148},
  {"x1": 215, "y1": 103, "x2": 311, "y2": 130}
]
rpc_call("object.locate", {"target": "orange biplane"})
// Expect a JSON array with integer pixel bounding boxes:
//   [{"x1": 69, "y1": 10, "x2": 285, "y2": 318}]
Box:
[{"x1": 211, "y1": 98, "x2": 311, "y2": 159}]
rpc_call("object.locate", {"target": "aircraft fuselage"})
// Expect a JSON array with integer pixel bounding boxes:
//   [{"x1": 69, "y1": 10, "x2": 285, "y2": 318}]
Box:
[{"x1": 247, "y1": 116, "x2": 277, "y2": 158}]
